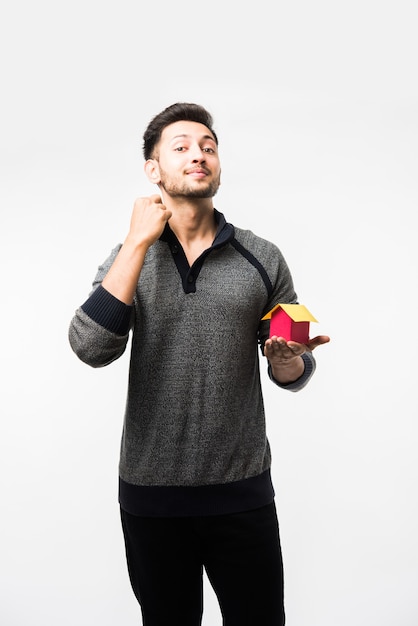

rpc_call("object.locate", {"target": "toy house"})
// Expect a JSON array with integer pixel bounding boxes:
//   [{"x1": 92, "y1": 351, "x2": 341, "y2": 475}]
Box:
[{"x1": 261, "y1": 304, "x2": 318, "y2": 343}]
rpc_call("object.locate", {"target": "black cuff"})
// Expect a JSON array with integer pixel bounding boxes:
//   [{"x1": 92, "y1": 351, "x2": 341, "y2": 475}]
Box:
[{"x1": 81, "y1": 285, "x2": 132, "y2": 335}]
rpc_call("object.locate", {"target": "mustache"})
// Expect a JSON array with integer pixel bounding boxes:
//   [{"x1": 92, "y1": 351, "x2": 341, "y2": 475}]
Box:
[{"x1": 186, "y1": 166, "x2": 210, "y2": 174}]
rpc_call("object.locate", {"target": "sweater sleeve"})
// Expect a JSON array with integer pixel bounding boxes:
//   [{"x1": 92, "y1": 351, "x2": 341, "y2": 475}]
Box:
[
  {"x1": 68, "y1": 246, "x2": 134, "y2": 368},
  {"x1": 267, "y1": 351, "x2": 316, "y2": 392},
  {"x1": 256, "y1": 241, "x2": 317, "y2": 392}
]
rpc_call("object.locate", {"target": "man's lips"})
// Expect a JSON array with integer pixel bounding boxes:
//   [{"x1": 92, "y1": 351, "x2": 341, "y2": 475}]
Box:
[{"x1": 186, "y1": 168, "x2": 209, "y2": 177}]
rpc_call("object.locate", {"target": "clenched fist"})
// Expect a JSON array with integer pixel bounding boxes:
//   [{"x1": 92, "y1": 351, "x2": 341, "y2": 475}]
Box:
[{"x1": 127, "y1": 194, "x2": 173, "y2": 248}]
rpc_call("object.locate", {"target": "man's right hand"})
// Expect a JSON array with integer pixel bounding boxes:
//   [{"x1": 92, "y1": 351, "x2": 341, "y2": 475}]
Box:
[
  {"x1": 126, "y1": 195, "x2": 172, "y2": 248},
  {"x1": 101, "y1": 195, "x2": 172, "y2": 305}
]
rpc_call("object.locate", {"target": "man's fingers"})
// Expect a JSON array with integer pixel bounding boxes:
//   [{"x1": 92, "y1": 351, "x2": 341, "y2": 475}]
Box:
[
  {"x1": 149, "y1": 193, "x2": 163, "y2": 204},
  {"x1": 306, "y1": 335, "x2": 331, "y2": 351}
]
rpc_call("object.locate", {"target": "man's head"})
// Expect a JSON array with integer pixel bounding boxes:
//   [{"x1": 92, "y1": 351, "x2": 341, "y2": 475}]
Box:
[
  {"x1": 143, "y1": 103, "x2": 221, "y2": 200},
  {"x1": 143, "y1": 103, "x2": 218, "y2": 161}
]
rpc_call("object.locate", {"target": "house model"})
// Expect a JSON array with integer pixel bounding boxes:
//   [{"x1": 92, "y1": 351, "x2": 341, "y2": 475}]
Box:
[{"x1": 261, "y1": 303, "x2": 318, "y2": 343}]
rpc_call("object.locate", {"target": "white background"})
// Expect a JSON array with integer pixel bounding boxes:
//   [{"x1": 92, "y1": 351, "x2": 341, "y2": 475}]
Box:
[{"x1": 1, "y1": 1, "x2": 417, "y2": 624}]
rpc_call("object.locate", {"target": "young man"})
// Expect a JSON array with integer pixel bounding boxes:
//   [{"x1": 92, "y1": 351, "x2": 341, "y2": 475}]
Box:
[{"x1": 69, "y1": 103, "x2": 329, "y2": 625}]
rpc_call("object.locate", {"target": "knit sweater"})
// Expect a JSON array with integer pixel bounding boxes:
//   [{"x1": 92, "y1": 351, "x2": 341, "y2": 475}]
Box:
[{"x1": 68, "y1": 210, "x2": 316, "y2": 516}]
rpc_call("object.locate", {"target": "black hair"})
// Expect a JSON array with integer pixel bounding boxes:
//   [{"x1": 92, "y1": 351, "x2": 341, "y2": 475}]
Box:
[{"x1": 142, "y1": 102, "x2": 218, "y2": 160}]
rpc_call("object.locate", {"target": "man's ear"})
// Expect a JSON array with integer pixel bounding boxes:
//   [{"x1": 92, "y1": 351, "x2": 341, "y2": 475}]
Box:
[{"x1": 144, "y1": 159, "x2": 161, "y2": 184}]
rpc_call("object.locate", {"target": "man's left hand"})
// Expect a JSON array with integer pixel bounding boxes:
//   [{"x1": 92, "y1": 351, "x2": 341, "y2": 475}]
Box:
[{"x1": 264, "y1": 335, "x2": 330, "y2": 383}]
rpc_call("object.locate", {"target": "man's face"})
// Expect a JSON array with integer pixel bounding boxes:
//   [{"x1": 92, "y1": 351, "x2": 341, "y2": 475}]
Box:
[{"x1": 149, "y1": 120, "x2": 221, "y2": 199}]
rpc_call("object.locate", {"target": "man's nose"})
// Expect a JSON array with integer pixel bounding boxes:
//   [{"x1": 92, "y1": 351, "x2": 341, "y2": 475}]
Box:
[{"x1": 191, "y1": 145, "x2": 206, "y2": 162}]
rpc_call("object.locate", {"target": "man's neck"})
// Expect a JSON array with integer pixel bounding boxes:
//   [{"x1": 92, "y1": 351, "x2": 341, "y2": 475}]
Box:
[
  {"x1": 164, "y1": 198, "x2": 217, "y2": 246},
  {"x1": 163, "y1": 198, "x2": 218, "y2": 265}
]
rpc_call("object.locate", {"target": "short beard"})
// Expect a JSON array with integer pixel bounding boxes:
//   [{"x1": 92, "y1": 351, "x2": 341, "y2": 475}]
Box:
[{"x1": 159, "y1": 171, "x2": 221, "y2": 199}]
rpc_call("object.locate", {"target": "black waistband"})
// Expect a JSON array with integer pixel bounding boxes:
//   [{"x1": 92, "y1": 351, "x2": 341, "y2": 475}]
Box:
[{"x1": 119, "y1": 469, "x2": 275, "y2": 518}]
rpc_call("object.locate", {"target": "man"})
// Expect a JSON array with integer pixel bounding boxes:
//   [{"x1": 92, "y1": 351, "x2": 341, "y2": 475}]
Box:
[{"x1": 69, "y1": 102, "x2": 329, "y2": 625}]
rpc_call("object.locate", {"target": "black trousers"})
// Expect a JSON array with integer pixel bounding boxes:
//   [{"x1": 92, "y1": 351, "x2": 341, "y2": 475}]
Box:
[{"x1": 120, "y1": 502, "x2": 285, "y2": 626}]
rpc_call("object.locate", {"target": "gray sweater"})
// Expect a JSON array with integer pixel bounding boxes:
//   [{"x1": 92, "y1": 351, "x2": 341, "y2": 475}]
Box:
[{"x1": 69, "y1": 211, "x2": 316, "y2": 516}]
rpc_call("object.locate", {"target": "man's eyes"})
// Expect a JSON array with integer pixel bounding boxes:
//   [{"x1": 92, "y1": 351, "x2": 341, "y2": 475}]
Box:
[{"x1": 174, "y1": 146, "x2": 215, "y2": 153}]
